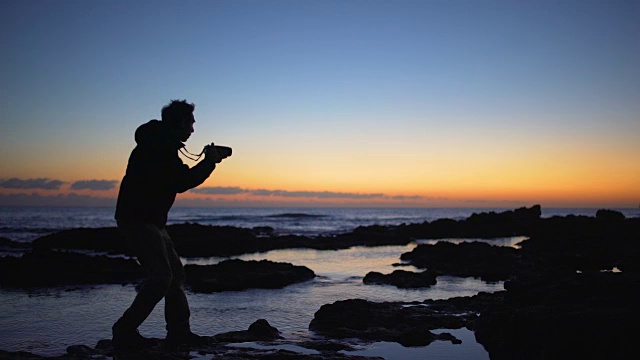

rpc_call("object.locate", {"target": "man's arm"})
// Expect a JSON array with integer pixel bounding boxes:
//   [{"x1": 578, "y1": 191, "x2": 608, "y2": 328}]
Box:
[{"x1": 173, "y1": 145, "x2": 225, "y2": 193}]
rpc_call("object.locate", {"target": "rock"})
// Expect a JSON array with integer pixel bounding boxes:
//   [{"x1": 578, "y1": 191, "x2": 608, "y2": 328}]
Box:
[
  {"x1": 31, "y1": 224, "x2": 263, "y2": 257},
  {"x1": 467, "y1": 210, "x2": 640, "y2": 359},
  {"x1": 363, "y1": 269, "x2": 437, "y2": 288},
  {"x1": 0, "y1": 350, "x2": 49, "y2": 359},
  {"x1": 185, "y1": 259, "x2": 315, "y2": 293},
  {"x1": 0, "y1": 237, "x2": 31, "y2": 256},
  {"x1": 595, "y1": 208, "x2": 625, "y2": 222},
  {"x1": 0, "y1": 251, "x2": 316, "y2": 291},
  {"x1": 308, "y1": 294, "x2": 501, "y2": 346},
  {"x1": 517, "y1": 215, "x2": 640, "y2": 273},
  {"x1": 396, "y1": 329, "x2": 461, "y2": 347},
  {"x1": 394, "y1": 205, "x2": 542, "y2": 240},
  {"x1": 400, "y1": 241, "x2": 518, "y2": 281},
  {"x1": 251, "y1": 226, "x2": 275, "y2": 236},
  {"x1": 5, "y1": 206, "x2": 640, "y2": 359},
  {"x1": 0, "y1": 318, "x2": 385, "y2": 359},
  {"x1": 168, "y1": 223, "x2": 261, "y2": 257},
  {"x1": 210, "y1": 350, "x2": 384, "y2": 359},
  {"x1": 0, "y1": 248, "x2": 142, "y2": 288},
  {"x1": 473, "y1": 272, "x2": 640, "y2": 360},
  {"x1": 25, "y1": 205, "x2": 544, "y2": 259},
  {"x1": 0, "y1": 237, "x2": 31, "y2": 249},
  {"x1": 32, "y1": 227, "x2": 128, "y2": 255},
  {"x1": 215, "y1": 319, "x2": 283, "y2": 342},
  {"x1": 248, "y1": 319, "x2": 282, "y2": 338},
  {"x1": 65, "y1": 345, "x2": 95, "y2": 356}
]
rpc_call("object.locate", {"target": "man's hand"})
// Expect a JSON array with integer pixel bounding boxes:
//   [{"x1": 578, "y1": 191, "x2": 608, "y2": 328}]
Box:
[{"x1": 204, "y1": 143, "x2": 225, "y2": 164}]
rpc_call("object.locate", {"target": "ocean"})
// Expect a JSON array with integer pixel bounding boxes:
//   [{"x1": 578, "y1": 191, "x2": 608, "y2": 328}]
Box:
[{"x1": 1, "y1": 206, "x2": 638, "y2": 358}]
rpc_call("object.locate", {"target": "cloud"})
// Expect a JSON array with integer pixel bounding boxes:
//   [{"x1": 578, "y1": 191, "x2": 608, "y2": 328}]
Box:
[
  {"x1": 191, "y1": 187, "x2": 246, "y2": 195},
  {"x1": 192, "y1": 187, "x2": 417, "y2": 200},
  {"x1": 0, "y1": 178, "x2": 65, "y2": 190},
  {"x1": 392, "y1": 195, "x2": 423, "y2": 200},
  {"x1": 70, "y1": 180, "x2": 119, "y2": 191},
  {"x1": 0, "y1": 192, "x2": 116, "y2": 207},
  {"x1": 251, "y1": 190, "x2": 385, "y2": 199}
]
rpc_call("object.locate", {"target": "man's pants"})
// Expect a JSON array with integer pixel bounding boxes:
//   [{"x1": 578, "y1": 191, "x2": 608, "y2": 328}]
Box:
[{"x1": 115, "y1": 221, "x2": 190, "y2": 333}]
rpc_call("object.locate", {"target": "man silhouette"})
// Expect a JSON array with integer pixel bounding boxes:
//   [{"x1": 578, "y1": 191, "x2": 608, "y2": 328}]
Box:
[{"x1": 113, "y1": 99, "x2": 226, "y2": 349}]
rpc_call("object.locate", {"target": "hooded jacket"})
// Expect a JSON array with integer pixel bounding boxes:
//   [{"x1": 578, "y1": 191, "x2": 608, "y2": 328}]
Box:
[{"x1": 115, "y1": 120, "x2": 216, "y2": 226}]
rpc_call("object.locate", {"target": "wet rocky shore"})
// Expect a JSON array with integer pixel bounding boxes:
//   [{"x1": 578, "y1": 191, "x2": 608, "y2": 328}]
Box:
[{"x1": 1, "y1": 205, "x2": 639, "y2": 359}]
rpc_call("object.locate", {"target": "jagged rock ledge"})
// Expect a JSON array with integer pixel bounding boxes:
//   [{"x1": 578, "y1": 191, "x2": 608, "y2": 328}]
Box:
[
  {"x1": 400, "y1": 241, "x2": 518, "y2": 281},
  {"x1": 5, "y1": 206, "x2": 637, "y2": 263},
  {"x1": 0, "y1": 252, "x2": 314, "y2": 291},
  {"x1": 23, "y1": 205, "x2": 547, "y2": 258},
  {"x1": 309, "y1": 292, "x2": 501, "y2": 347},
  {"x1": 185, "y1": 259, "x2": 315, "y2": 293},
  {"x1": 363, "y1": 269, "x2": 437, "y2": 288},
  {"x1": 0, "y1": 319, "x2": 384, "y2": 360}
]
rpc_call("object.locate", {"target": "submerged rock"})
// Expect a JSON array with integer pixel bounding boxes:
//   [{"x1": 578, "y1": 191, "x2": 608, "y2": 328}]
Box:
[
  {"x1": 363, "y1": 269, "x2": 437, "y2": 288},
  {"x1": 0, "y1": 237, "x2": 32, "y2": 257},
  {"x1": 0, "y1": 237, "x2": 31, "y2": 250},
  {"x1": 185, "y1": 259, "x2": 315, "y2": 292},
  {"x1": 309, "y1": 293, "x2": 501, "y2": 347}
]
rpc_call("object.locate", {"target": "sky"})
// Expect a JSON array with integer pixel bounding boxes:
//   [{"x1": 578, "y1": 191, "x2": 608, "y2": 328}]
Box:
[{"x1": 1, "y1": 0, "x2": 639, "y2": 208}]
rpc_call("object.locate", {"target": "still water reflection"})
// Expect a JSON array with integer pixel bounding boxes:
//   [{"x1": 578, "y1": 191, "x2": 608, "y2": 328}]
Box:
[{"x1": 1, "y1": 240, "x2": 509, "y2": 357}]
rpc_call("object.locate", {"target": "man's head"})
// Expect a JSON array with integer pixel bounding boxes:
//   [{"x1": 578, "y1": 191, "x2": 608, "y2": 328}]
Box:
[{"x1": 161, "y1": 99, "x2": 196, "y2": 142}]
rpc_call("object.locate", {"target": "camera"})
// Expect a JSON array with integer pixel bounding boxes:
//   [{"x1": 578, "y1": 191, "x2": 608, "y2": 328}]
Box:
[{"x1": 204, "y1": 144, "x2": 232, "y2": 159}]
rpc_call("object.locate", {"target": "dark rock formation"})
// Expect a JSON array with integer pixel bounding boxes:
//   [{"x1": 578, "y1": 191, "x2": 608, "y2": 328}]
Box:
[
  {"x1": 214, "y1": 318, "x2": 283, "y2": 342},
  {"x1": 185, "y1": 259, "x2": 315, "y2": 292},
  {"x1": 473, "y1": 271, "x2": 640, "y2": 360},
  {"x1": 0, "y1": 237, "x2": 32, "y2": 256},
  {"x1": 0, "y1": 251, "x2": 313, "y2": 292},
  {"x1": 28, "y1": 205, "x2": 545, "y2": 258},
  {"x1": 395, "y1": 205, "x2": 542, "y2": 239},
  {"x1": 400, "y1": 241, "x2": 518, "y2": 281},
  {"x1": 595, "y1": 208, "x2": 625, "y2": 222},
  {"x1": 0, "y1": 320, "x2": 384, "y2": 359},
  {"x1": 31, "y1": 224, "x2": 263, "y2": 257},
  {"x1": 4, "y1": 206, "x2": 640, "y2": 359},
  {"x1": 0, "y1": 249, "x2": 141, "y2": 288},
  {"x1": 309, "y1": 294, "x2": 501, "y2": 347},
  {"x1": 467, "y1": 211, "x2": 640, "y2": 359},
  {"x1": 517, "y1": 214, "x2": 640, "y2": 273},
  {"x1": 0, "y1": 237, "x2": 31, "y2": 250},
  {"x1": 363, "y1": 269, "x2": 437, "y2": 288},
  {"x1": 168, "y1": 223, "x2": 261, "y2": 257},
  {"x1": 32, "y1": 227, "x2": 128, "y2": 255}
]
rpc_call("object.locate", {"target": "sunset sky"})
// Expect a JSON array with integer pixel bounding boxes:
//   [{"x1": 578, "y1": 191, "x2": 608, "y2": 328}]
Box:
[{"x1": 2, "y1": 0, "x2": 639, "y2": 208}]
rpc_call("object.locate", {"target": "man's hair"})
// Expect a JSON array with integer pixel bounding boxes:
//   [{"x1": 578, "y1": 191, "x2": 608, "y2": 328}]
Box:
[{"x1": 161, "y1": 99, "x2": 195, "y2": 125}]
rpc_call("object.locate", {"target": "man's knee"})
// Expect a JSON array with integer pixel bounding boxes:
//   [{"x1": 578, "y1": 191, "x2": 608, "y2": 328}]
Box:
[
  {"x1": 171, "y1": 265, "x2": 186, "y2": 287},
  {"x1": 145, "y1": 267, "x2": 173, "y2": 298}
]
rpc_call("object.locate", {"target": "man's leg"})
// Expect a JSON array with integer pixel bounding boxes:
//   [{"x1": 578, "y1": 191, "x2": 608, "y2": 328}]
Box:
[
  {"x1": 113, "y1": 222, "x2": 173, "y2": 348},
  {"x1": 160, "y1": 228, "x2": 191, "y2": 333},
  {"x1": 161, "y1": 229, "x2": 207, "y2": 345}
]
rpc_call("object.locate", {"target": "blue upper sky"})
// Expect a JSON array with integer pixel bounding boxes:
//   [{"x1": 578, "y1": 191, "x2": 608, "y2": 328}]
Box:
[{"x1": 2, "y1": 0, "x2": 639, "y2": 207}]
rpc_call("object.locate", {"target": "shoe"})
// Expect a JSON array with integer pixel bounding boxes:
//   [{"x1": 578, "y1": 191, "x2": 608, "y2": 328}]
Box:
[
  {"x1": 112, "y1": 320, "x2": 152, "y2": 351},
  {"x1": 165, "y1": 330, "x2": 208, "y2": 346}
]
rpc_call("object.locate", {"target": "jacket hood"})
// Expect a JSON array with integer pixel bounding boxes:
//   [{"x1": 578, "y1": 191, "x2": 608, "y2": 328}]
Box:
[{"x1": 134, "y1": 120, "x2": 183, "y2": 148}]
